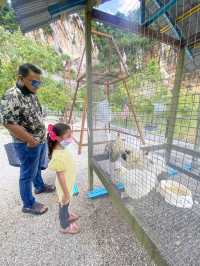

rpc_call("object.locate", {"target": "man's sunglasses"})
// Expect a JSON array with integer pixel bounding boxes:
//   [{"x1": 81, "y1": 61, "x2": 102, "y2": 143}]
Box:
[{"x1": 31, "y1": 80, "x2": 42, "y2": 89}]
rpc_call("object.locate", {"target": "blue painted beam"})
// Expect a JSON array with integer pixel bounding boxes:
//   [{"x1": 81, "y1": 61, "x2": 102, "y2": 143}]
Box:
[
  {"x1": 48, "y1": 0, "x2": 112, "y2": 17},
  {"x1": 48, "y1": 0, "x2": 86, "y2": 17},
  {"x1": 141, "y1": 0, "x2": 146, "y2": 24},
  {"x1": 152, "y1": 0, "x2": 193, "y2": 60},
  {"x1": 142, "y1": 0, "x2": 176, "y2": 27}
]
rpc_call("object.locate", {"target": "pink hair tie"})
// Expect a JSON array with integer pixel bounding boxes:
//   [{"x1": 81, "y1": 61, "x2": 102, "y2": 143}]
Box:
[{"x1": 48, "y1": 124, "x2": 57, "y2": 141}]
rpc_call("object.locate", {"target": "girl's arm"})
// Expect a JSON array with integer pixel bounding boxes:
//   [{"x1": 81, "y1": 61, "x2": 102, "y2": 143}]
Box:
[{"x1": 56, "y1": 171, "x2": 70, "y2": 205}]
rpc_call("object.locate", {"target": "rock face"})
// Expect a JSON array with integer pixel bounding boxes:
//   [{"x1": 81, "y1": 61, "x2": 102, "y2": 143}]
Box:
[{"x1": 26, "y1": 13, "x2": 98, "y2": 75}]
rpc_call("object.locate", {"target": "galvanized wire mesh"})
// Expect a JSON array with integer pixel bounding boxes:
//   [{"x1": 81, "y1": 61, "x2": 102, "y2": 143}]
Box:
[{"x1": 91, "y1": 1, "x2": 200, "y2": 264}]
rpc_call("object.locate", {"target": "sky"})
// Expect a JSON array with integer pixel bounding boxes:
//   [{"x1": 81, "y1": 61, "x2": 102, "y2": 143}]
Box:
[{"x1": 99, "y1": 0, "x2": 140, "y2": 15}]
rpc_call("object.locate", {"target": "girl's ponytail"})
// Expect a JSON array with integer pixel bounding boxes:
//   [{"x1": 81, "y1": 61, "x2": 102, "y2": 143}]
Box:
[
  {"x1": 47, "y1": 123, "x2": 71, "y2": 158},
  {"x1": 47, "y1": 134, "x2": 57, "y2": 159}
]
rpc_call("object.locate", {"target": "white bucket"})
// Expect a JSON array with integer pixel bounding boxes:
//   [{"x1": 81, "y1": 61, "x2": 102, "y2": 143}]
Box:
[{"x1": 159, "y1": 180, "x2": 193, "y2": 209}]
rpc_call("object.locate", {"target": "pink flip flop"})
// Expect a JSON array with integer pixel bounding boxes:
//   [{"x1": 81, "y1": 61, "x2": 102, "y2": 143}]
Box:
[
  {"x1": 60, "y1": 222, "x2": 80, "y2": 234},
  {"x1": 69, "y1": 212, "x2": 79, "y2": 223}
]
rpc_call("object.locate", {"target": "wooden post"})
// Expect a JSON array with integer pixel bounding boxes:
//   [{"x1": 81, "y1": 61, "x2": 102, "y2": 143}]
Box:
[
  {"x1": 111, "y1": 37, "x2": 129, "y2": 75},
  {"x1": 68, "y1": 48, "x2": 85, "y2": 124},
  {"x1": 85, "y1": 2, "x2": 94, "y2": 191},
  {"x1": 166, "y1": 48, "x2": 185, "y2": 162},
  {"x1": 68, "y1": 81, "x2": 80, "y2": 124},
  {"x1": 123, "y1": 80, "x2": 145, "y2": 145},
  {"x1": 78, "y1": 97, "x2": 87, "y2": 154}
]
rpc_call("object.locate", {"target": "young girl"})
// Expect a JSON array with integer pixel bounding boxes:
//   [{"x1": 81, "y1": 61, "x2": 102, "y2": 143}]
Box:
[{"x1": 47, "y1": 123, "x2": 79, "y2": 234}]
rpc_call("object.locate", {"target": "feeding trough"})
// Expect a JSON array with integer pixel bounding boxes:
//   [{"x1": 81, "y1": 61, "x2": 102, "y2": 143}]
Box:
[{"x1": 159, "y1": 180, "x2": 193, "y2": 209}]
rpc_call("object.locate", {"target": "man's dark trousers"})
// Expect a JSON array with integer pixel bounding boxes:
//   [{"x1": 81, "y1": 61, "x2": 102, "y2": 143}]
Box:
[{"x1": 14, "y1": 143, "x2": 46, "y2": 208}]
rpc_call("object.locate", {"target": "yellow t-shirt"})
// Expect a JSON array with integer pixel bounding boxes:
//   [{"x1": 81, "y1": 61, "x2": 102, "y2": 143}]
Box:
[{"x1": 48, "y1": 149, "x2": 76, "y2": 202}]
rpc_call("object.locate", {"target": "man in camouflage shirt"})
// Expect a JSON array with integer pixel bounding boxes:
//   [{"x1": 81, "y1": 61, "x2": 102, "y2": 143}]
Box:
[{"x1": 0, "y1": 64, "x2": 55, "y2": 215}]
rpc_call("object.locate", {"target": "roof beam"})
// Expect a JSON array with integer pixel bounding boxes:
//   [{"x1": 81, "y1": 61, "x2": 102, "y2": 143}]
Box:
[
  {"x1": 152, "y1": 0, "x2": 193, "y2": 59},
  {"x1": 160, "y1": 2, "x2": 200, "y2": 33},
  {"x1": 91, "y1": 9, "x2": 181, "y2": 48},
  {"x1": 48, "y1": 0, "x2": 112, "y2": 17},
  {"x1": 48, "y1": 0, "x2": 85, "y2": 17},
  {"x1": 142, "y1": 0, "x2": 176, "y2": 27}
]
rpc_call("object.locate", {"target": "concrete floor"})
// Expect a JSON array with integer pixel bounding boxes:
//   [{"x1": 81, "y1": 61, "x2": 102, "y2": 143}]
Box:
[{"x1": 0, "y1": 127, "x2": 154, "y2": 266}]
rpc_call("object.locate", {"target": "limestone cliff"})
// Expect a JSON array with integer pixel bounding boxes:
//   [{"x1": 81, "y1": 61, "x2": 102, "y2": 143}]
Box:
[{"x1": 25, "y1": 13, "x2": 98, "y2": 77}]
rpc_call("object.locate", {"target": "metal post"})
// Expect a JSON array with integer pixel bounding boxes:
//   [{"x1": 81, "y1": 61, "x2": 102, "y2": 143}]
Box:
[
  {"x1": 192, "y1": 97, "x2": 200, "y2": 167},
  {"x1": 141, "y1": 0, "x2": 145, "y2": 24},
  {"x1": 166, "y1": 48, "x2": 185, "y2": 162},
  {"x1": 85, "y1": 1, "x2": 94, "y2": 191}
]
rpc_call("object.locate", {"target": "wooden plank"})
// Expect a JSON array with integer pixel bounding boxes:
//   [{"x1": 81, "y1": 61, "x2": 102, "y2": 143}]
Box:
[
  {"x1": 91, "y1": 9, "x2": 181, "y2": 48},
  {"x1": 111, "y1": 128, "x2": 139, "y2": 138},
  {"x1": 92, "y1": 29, "x2": 112, "y2": 38},
  {"x1": 78, "y1": 97, "x2": 87, "y2": 154},
  {"x1": 111, "y1": 37, "x2": 129, "y2": 74},
  {"x1": 77, "y1": 72, "x2": 86, "y2": 82},
  {"x1": 68, "y1": 48, "x2": 85, "y2": 123},
  {"x1": 109, "y1": 75, "x2": 129, "y2": 85},
  {"x1": 123, "y1": 80, "x2": 145, "y2": 145},
  {"x1": 68, "y1": 80, "x2": 80, "y2": 123}
]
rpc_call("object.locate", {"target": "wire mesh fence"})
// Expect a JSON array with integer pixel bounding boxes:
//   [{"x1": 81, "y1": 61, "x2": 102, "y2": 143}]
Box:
[{"x1": 90, "y1": 1, "x2": 200, "y2": 264}]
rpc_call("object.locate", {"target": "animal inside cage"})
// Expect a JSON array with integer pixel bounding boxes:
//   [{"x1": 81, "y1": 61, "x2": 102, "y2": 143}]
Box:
[{"x1": 89, "y1": 1, "x2": 200, "y2": 265}]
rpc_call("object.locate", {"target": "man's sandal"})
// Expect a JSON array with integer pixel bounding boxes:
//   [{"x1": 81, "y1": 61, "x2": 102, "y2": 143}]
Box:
[
  {"x1": 22, "y1": 202, "x2": 48, "y2": 215},
  {"x1": 35, "y1": 184, "x2": 56, "y2": 194}
]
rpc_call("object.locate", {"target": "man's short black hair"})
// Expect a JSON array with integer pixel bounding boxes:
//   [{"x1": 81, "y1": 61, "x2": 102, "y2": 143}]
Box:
[{"x1": 18, "y1": 63, "x2": 42, "y2": 77}]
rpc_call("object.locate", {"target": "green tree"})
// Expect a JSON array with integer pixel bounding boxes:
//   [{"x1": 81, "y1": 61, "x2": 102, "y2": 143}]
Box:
[
  {"x1": 38, "y1": 78, "x2": 69, "y2": 111},
  {"x1": 92, "y1": 14, "x2": 153, "y2": 73},
  {"x1": 0, "y1": 26, "x2": 69, "y2": 111},
  {"x1": 0, "y1": 3, "x2": 18, "y2": 32}
]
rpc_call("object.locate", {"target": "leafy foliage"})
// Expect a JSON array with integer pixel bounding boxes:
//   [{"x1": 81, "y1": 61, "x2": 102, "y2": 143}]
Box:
[
  {"x1": 38, "y1": 78, "x2": 69, "y2": 111},
  {"x1": 110, "y1": 59, "x2": 169, "y2": 112},
  {"x1": 0, "y1": 26, "x2": 69, "y2": 110},
  {"x1": 0, "y1": 3, "x2": 18, "y2": 32},
  {"x1": 92, "y1": 19, "x2": 154, "y2": 72}
]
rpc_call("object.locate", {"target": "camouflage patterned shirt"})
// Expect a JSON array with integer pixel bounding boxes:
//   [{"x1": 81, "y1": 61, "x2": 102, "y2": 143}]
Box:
[{"x1": 0, "y1": 84, "x2": 46, "y2": 143}]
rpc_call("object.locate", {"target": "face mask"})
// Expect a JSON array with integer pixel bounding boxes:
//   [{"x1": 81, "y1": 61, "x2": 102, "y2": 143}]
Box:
[
  {"x1": 60, "y1": 138, "x2": 73, "y2": 147},
  {"x1": 31, "y1": 80, "x2": 42, "y2": 89}
]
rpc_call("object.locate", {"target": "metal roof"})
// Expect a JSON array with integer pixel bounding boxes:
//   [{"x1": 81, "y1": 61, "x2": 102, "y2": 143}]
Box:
[
  {"x1": 143, "y1": 0, "x2": 200, "y2": 71},
  {"x1": 10, "y1": 0, "x2": 110, "y2": 33}
]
